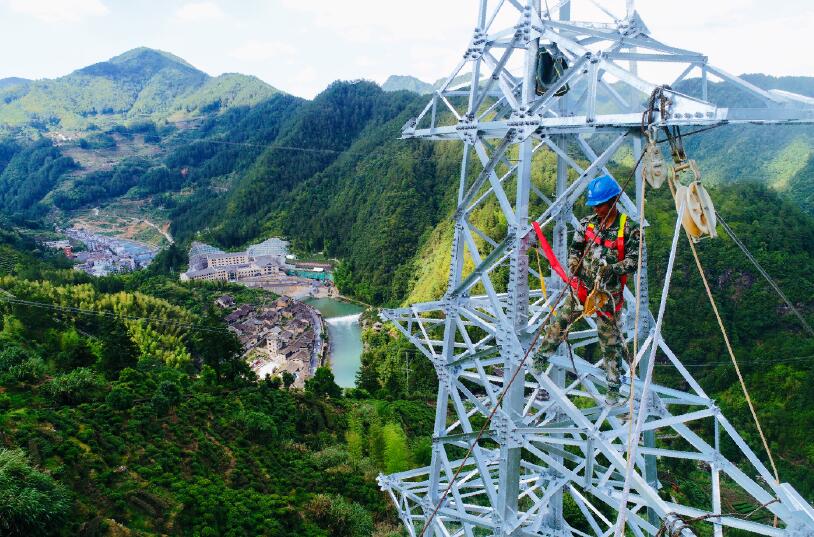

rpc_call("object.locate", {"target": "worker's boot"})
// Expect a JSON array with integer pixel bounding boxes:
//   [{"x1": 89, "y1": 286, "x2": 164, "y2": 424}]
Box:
[
  {"x1": 604, "y1": 388, "x2": 625, "y2": 408},
  {"x1": 531, "y1": 351, "x2": 548, "y2": 374}
]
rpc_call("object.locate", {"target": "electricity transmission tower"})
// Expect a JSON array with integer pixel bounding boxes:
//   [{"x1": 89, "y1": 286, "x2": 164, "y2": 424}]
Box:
[{"x1": 377, "y1": 1, "x2": 814, "y2": 536}]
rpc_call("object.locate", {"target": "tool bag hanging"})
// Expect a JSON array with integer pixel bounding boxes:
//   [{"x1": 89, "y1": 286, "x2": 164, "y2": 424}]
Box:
[{"x1": 535, "y1": 46, "x2": 570, "y2": 97}]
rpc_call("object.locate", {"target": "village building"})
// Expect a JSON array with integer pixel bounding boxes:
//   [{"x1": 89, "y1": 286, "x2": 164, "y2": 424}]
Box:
[
  {"x1": 215, "y1": 295, "x2": 236, "y2": 308},
  {"x1": 223, "y1": 295, "x2": 325, "y2": 389}
]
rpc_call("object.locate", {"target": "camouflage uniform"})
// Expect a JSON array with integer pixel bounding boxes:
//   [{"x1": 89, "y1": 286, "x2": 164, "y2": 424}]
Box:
[{"x1": 533, "y1": 212, "x2": 640, "y2": 396}]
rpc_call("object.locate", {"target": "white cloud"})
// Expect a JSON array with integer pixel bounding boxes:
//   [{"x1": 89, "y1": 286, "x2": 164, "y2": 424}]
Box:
[
  {"x1": 281, "y1": 66, "x2": 320, "y2": 97},
  {"x1": 175, "y1": 1, "x2": 225, "y2": 22},
  {"x1": 277, "y1": 0, "x2": 473, "y2": 44},
  {"x1": 231, "y1": 39, "x2": 298, "y2": 63},
  {"x1": 6, "y1": 0, "x2": 108, "y2": 23}
]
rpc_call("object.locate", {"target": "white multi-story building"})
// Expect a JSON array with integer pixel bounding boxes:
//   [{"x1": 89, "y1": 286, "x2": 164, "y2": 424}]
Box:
[{"x1": 181, "y1": 238, "x2": 292, "y2": 283}]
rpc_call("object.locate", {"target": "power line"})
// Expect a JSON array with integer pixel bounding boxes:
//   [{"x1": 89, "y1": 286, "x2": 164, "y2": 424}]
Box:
[
  {"x1": 0, "y1": 293, "x2": 229, "y2": 334},
  {"x1": 653, "y1": 354, "x2": 814, "y2": 369},
  {"x1": 716, "y1": 212, "x2": 814, "y2": 337},
  {"x1": 171, "y1": 137, "x2": 364, "y2": 156}
]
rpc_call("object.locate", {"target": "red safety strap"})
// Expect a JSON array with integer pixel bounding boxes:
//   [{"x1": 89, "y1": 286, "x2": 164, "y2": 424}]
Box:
[
  {"x1": 585, "y1": 225, "x2": 617, "y2": 249},
  {"x1": 532, "y1": 217, "x2": 627, "y2": 317},
  {"x1": 531, "y1": 221, "x2": 589, "y2": 304}
]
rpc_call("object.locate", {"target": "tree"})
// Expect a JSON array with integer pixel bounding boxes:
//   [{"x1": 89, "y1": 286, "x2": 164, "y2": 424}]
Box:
[
  {"x1": 106, "y1": 385, "x2": 135, "y2": 411},
  {"x1": 0, "y1": 344, "x2": 44, "y2": 385},
  {"x1": 0, "y1": 342, "x2": 30, "y2": 371},
  {"x1": 305, "y1": 367, "x2": 342, "y2": 398},
  {"x1": 55, "y1": 329, "x2": 97, "y2": 370},
  {"x1": 346, "y1": 416, "x2": 364, "y2": 460},
  {"x1": 282, "y1": 371, "x2": 295, "y2": 389},
  {"x1": 96, "y1": 320, "x2": 138, "y2": 377},
  {"x1": 5, "y1": 357, "x2": 46, "y2": 385},
  {"x1": 152, "y1": 380, "x2": 182, "y2": 415},
  {"x1": 0, "y1": 449, "x2": 71, "y2": 536},
  {"x1": 265, "y1": 375, "x2": 282, "y2": 390},
  {"x1": 306, "y1": 493, "x2": 374, "y2": 537},
  {"x1": 382, "y1": 422, "x2": 411, "y2": 474},
  {"x1": 240, "y1": 411, "x2": 278, "y2": 441},
  {"x1": 191, "y1": 315, "x2": 244, "y2": 384},
  {"x1": 368, "y1": 420, "x2": 385, "y2": 469}
]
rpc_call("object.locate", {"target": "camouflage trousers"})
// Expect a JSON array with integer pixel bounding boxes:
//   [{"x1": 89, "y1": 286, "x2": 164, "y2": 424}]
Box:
[{"x1": 532, "y1": 294, "x2": 627, "y2": 394}]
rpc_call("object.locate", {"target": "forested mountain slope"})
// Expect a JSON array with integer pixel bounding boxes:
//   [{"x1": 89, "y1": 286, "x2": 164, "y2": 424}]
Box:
[
  {"x1": 161, "y1": 81, "x2": 463, "y2": 304},
  {"x1": 0, "y1": 48, "x2": 278, "y2": 132},
  {"x1": 160, "y1": 72, "x2": 814, "y2": 303},
  {"x1": 0, "y1": 226, "x2": 425, "y2": 536}
]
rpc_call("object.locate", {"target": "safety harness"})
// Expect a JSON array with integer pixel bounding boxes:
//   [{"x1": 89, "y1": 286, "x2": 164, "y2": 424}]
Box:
[{"x1": 532, "y1": 213, "x2": 628, "y2": 318}]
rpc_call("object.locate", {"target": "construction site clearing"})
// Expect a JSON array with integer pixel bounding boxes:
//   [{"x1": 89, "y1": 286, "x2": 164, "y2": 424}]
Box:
[{"x1": 218, "y1": 295, "x2": 326, "y2": 389}]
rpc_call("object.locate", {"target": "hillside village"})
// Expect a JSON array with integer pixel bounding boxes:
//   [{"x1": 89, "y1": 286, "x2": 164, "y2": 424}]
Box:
[
  {"x1": 218, "y1": 294, "x2": 324, "y2": 388},
  {"x1": 45, "y1": 227, "x2": 157, "y2": 276}
]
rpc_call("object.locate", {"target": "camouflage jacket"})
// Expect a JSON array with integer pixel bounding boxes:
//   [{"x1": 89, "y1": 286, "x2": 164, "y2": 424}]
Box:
[{"x1": 567, "y1": 212, "x2": 641, "y2": 294}]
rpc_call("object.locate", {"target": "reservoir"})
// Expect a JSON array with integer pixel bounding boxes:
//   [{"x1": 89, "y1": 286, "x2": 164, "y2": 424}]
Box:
[{"x1": 304, "y1": 297, "x2": 364, "y2": 388}]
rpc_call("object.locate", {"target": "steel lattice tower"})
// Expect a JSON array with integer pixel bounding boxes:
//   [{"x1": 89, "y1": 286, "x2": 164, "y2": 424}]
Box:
[{"x1": 377, "y1": 2, "x2": 814, "y2": 536}]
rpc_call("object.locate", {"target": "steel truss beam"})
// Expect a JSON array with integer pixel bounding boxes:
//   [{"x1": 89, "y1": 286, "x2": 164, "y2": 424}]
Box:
[{"x1": 379, "y1": 2, "x2": 814, "y2": 536}]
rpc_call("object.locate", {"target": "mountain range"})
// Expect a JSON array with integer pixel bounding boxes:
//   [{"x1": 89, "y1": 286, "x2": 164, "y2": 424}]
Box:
[
  {"x1": 1, "y1": 48, "x2": 814, "y2": 299},
  {"x1": 1, "y1": 49, "x2": 814, "y2": 291},
  {"x1": 0, "y1": 47, "x2": 278, "y2": 131}
]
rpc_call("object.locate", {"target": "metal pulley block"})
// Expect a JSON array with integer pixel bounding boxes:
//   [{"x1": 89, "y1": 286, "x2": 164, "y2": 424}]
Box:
[
  {"x1": 641, "y1": 139, "x2": 667, "y2": 189},
  {"x1": 674, "y1": 179, "x2": 718, "y2": 242},
  {"x1": 670, "y1": 158, "x2": 701, "y2": 184}
]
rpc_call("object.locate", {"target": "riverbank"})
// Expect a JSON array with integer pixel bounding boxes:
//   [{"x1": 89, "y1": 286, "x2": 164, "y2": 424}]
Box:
[{"x1": 303, "y1": 297, "x2": 365, "y2": 388}]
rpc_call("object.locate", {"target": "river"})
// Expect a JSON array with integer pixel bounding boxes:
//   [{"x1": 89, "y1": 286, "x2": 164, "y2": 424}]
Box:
[{"x1": 303, "y1": 297, "x2": 364, "y2": 388}]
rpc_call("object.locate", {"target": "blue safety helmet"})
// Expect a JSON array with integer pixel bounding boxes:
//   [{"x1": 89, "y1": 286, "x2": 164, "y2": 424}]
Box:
[{"x1": 585, "y1": 174, "x2": 622, "y2": 206}]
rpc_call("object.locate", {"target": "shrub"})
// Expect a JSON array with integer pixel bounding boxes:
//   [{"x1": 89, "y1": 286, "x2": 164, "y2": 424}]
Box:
[
  {"x1": 6, "y1": 357, "x2": 46, "y2": 384},
  {"x1": 306, "y1": 493, "x2": 373, "y2": 537},
  {"x1": 305, "y1": 367, "x2": 342, "y2": 398},
  {"x1": 151, "y1": 381, "x2": 181, "y2": 415},
  {"x1": 0, "y1": 344, "x2": 31, "y2": 371},
  {"x1": 106, "y1": 386, "x2": 135, "y2": 411},
  {"x1": 0, "y1": 448, "x2": 71, "y2": 536},
  {"x1": 239, "y1": 411, "x2": 278, "y2": 441},
  {"x1": 45, "y1": 368, "x2": 106, "y2": 405}
]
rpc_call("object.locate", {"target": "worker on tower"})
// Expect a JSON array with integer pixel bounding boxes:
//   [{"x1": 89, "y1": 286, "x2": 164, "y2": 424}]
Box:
[{"x1": 532, "y1": 174, "x2": 640, "y2": 405}]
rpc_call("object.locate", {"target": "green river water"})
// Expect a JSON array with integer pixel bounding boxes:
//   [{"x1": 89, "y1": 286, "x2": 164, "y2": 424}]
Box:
[{"x1": 304, "y1": 297, "x2": 364, "y2": 388}]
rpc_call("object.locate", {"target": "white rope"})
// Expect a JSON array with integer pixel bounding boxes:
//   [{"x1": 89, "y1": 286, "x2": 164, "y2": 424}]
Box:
[{"x1": 614, "y1": 197, "x2": 687, "y2": 537}]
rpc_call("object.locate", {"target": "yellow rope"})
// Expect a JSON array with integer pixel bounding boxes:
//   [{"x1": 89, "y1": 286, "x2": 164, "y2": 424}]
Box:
[
  {"x1": 686, "y1": 236, "x2": 781, "y2": 519},
  {"x1": 666, "y1": 174, "x2": 780, "y2": 508},
  {"x1": 618, "y1": 177, "x2": 648, "y2": 537},
  {"x1": 534, "y1": 247, "x2": 555, "y2": 315},
  {"x1": 666, "y1": 176, "x2": 779, "y2": 487}
]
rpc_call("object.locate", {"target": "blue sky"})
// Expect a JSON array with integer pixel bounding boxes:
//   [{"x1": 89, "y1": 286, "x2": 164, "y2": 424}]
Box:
[{"x1": 1, "y1": 0, "x2": 812, "y2": 99}]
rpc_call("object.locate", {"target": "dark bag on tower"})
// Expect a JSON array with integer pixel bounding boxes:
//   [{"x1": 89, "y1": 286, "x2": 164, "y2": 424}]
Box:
[{"x1": 535, "y1": 47, "x2": 570, "y2": 97}]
